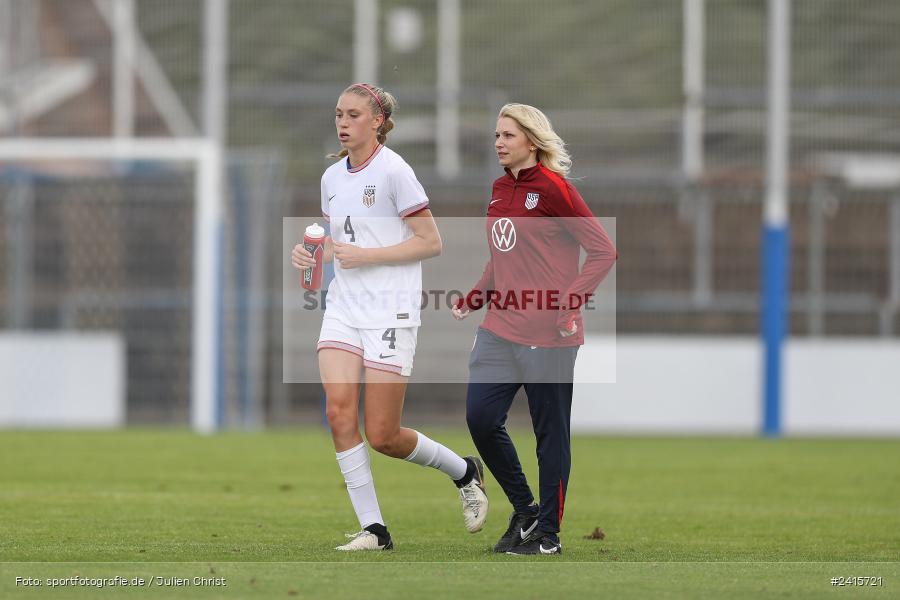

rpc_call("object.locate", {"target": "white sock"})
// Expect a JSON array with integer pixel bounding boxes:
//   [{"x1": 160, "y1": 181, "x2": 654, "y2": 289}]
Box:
[
  {"x1": 336, "y1": 442, "x2": 384, "y2": 529},
  {"x1": 403, "y1": 430, "x2": 468, "y2": 481}
]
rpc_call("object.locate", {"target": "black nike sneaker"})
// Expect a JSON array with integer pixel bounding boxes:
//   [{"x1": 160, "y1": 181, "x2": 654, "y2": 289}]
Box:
[
  {"x1": 493, "y1": 505, "x2": 539, "y2": 553},
  {"x1": 506, "y1": 533, "x2": 562, "y2": 556}
]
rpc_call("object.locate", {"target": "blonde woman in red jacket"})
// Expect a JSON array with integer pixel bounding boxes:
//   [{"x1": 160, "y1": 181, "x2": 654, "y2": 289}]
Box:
[{"x1": 453, "y1": 103, "x2": 617, "y2": 555}]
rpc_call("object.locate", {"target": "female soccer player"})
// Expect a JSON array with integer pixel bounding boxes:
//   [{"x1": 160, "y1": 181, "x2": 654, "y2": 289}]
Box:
[
  {"x1": 291, "y1": 83, "x2": 487, "y2": 551},
  {"x1": 452, "y1": 103, "x2": 617, "y2": 555}
]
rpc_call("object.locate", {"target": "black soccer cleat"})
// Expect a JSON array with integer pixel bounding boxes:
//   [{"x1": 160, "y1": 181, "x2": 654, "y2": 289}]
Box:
[
  {"x1": 493, "y1": 505, "x2": 539, "y2": 553},
  {"x1": 506, "y1": 533, "x2": 562, "y2": 556}
]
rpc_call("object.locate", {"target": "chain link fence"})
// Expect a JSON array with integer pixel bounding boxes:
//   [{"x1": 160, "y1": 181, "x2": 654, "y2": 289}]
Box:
[{"x1": 2, "y1": 0, "x2": 899, "y2": 423}]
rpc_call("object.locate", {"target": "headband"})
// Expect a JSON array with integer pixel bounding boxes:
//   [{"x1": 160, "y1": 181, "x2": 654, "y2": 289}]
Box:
[{"x1": 352, "y1": 83, "x2": 386, "y2": 121}]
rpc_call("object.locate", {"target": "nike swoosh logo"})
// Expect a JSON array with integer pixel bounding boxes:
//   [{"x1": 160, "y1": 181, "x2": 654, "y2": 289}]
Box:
[
  {"x1": 520, "y1": 520, "x2": 538, "y2": 539},
  {"x1": 379, "y1": 354, "x2": 396, "y2": 359},
  {"x1": 490, "y1": 198, "x2": 503, "y2": 204},
  {"x1": 328, "y1": 194, "x2": 336, "y2": 202},
  {"x1": 539, "y1": 544, "x2": 559, "y2": 554}
]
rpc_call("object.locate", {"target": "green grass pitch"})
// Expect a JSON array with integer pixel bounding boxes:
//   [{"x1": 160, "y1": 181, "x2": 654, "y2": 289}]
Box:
[{"x1": 2, "y1": 429, "x2": 898, "y2": 598}]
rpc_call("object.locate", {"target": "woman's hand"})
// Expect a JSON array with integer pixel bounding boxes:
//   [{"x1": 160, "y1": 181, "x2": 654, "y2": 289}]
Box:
[
  {"x1": 451, "y1": 305, "x2": 470, "y2": 321},
  {"x1": 559, "y1": 321, "x2": 578, "y2": 337},
  {"x1": 291, "y1": 244, "x2": 316, "y2": 270},
  {"x1": 332, "y1": 240, "x2": 370, "y2": 269}
]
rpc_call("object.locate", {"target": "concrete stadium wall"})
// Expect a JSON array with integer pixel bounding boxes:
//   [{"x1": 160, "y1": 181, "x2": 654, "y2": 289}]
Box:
[
  {"x1": 0, "y1": 333, "x2": 125, "y2": 428},
  {"x1": 572, "y1": 336, "x2": 900, "y2": 436}
]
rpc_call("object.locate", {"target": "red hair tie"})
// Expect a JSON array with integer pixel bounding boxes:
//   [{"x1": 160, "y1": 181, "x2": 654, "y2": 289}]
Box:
[{"x1": 352, "y1": 83, "x2": 386, "y2": 121}]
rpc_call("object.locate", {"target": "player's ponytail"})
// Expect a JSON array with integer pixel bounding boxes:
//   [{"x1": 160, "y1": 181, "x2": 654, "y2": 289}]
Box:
[
  {"x1": 328, "y1": 84, "x2": 397, "y2": 159},
  {"x1": 498, "y1": 103, "x2": 572, "y2": 178},
  {"x1": 377, "y1": 114, "x2": 395, "y2": 145}
]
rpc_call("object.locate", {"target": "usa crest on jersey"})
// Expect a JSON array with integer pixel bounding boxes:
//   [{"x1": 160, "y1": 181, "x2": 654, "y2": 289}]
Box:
[
  {"x1": 363, "y1": 185, "x2": 376, "y2": 208},
  {"x1": 525, "y1": 192, "x2": 540, "y2": 210}
]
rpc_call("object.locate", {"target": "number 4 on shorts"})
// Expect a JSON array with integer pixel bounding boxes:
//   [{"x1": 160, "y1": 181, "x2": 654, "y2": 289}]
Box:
[{"x1": 382, "y1": 328, "x2": 396, "y2": 349}]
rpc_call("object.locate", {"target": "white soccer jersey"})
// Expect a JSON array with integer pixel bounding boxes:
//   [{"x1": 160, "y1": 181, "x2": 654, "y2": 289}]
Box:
[{"x1": 320, "y1": 144, "x2": 430, "y2": 328}]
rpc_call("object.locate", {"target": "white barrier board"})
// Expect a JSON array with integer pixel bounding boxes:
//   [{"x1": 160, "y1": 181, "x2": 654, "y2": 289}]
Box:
[
  {"x1": 573, "y1": 336, "x2": 900, "y2": 436},
  {"x1": 0, "y1": 333, "x2": 125, "y2": 428}
]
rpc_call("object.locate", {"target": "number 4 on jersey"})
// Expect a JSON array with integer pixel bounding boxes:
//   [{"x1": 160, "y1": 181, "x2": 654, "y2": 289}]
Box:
[{"x1": 344, "y1": 216, "x2": 356, "y2": 242}]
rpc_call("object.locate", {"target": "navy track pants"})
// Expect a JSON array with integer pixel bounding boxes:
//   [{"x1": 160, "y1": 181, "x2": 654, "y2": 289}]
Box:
[{"x1": 465, "y1": 327, "x2": 577, "y2": 536}]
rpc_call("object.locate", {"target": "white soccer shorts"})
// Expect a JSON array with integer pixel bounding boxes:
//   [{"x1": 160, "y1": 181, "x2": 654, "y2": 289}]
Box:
[{"x1": 317, "y1": 313, "x2": 417, "y2": 377}]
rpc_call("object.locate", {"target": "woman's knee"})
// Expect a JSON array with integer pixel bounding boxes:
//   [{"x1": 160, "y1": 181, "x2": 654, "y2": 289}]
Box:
[
  {"x1": 325, "y1": 399, "x2": 357, "y2": 436},
  {"x1": 365, "y1": 426, "x2": 400, "y2": 456}
]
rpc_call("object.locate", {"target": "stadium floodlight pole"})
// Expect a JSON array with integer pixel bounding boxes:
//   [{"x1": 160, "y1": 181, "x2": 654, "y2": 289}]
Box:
[
  {"x1": 203, "y1": 0, "x2": 228, "y2": 147},
  {"x1": 0, "y1": 2, "x2": 8, "y2": 78},
  {"x1": 112, "y1": 0, "x2": 135, "y2": 138},
  {"x1": 682, "y1": 0, "x2": 704, "y2": 183},
  {"x1": 354, "y1": 0, "x2": 378, "y2": 84},
  {"x1": 683, "y1": 0, "x2": 711, "y2": 306},
  {"x1": 0, "y1": 138, "x2": 223, "y2": 435},
  {"x1": 0, "y1": 3, "x2": 15, "y2": 133},
  {"x1": 762, "y1": 0, "x2": 791, "y2": 437},
  {"x1": 436, "y1": 0, "x2": 461, "y2": 179}
]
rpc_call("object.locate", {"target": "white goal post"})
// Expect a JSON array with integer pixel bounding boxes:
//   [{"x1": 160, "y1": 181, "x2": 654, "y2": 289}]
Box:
[{"x1": 0, "y1": 137, "x2": 223, "y2": 433}]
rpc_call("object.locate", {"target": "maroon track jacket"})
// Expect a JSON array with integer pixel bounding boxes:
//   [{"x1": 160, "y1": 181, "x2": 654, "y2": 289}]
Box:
[{"x1": 459, "y1": 162, "x2": 618, "y2": 347}]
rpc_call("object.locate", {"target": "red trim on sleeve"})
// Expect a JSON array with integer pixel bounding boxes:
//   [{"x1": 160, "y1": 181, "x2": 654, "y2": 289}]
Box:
[
  {"x1": 539, "y1": 165, "x2": 574, "y2": 211},
  {"x1": 399, "y1": 201, "x2": 429, "y2": 218}
]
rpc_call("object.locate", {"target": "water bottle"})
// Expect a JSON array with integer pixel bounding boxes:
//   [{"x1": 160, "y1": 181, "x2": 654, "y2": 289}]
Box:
[{"x1": 301, "y1": 222, "x2": 326, "y2": 290}]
